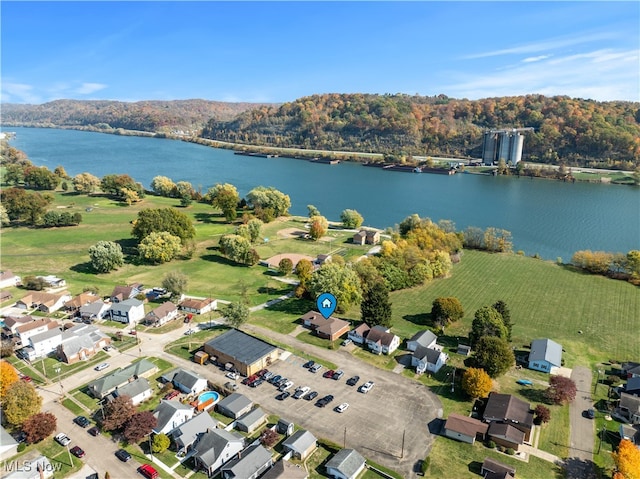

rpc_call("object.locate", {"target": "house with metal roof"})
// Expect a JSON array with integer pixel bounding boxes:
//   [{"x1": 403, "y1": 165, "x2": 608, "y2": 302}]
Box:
[
  {"x1": 217, "y1": 393, "x2": 253, "y2": 419},
  {"x1": 108, "y1": 298, "x2": 145, "y2": 325},
  {"x1": 325, "y1": 448, "x2": 366, "y2": 479},
  {"x1": 411, "y1": 345, "x2": 448, "y2": 374},
  {"x1": 171, "y1": 412, "x2": 218, "y2": 453},
  {"x1": 192, "y1": 428, "x2": 245, "y2": 477},
  {"x1": 87, "y1": 359, "x2": 158, "y2": 398},
  {"x1": 163, "y1": 368, "x2": 208, "y2": 395},
  {"x1": 236, "y1": 407, "x2": 266, "y2": 434},
  {"x1": 528, "y1": 338, "x2": 562, "y2": 373},
  {"x1": 281, "y1": 429, "x2": 317, "y2": 460},
  {"x1": 107, "y1": 377, "x2": 151, "y2": 405},
  {"x1": 407, "y1": 330, "x2": 437, "y2": 352},
  {"x1": 153, "y1": 400, "x2": 194, "y2": 435},
  {"x1": 220, "y1": 444, "x2": 272, "y2": 479},
  {"x1": 56, "y1": 323, "x2": 111, "y2": 364},
  {"x1": 204, "y1": 329, "x2": 279, "y2": 376}
]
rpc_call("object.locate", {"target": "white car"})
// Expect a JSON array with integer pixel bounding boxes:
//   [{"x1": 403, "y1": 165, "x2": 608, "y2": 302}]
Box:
[
  {"x1": 293, "y1": 386, "x2": 310, "y2": 399},
  {"x1": 335, "y1": 402, "x2": 349, "y2": 413},
  {"x1": 359, "y1": 381, "x2": 374, "y2": 394},
  {"x1": 225, "y1": 372, "x2": 239, "y2": 380},
  {"x1": 94, "y1": 362, "x2": 110, "y2": 371},
  {"x1": 279, "y1": 380, "x2": 294, "y2": 391},
  {"x1": 184, "y1": 329, "x2": 195, "y2": 335},
  {"x1": 55, "y1": 433, "x2": 71, "y2": 446}
]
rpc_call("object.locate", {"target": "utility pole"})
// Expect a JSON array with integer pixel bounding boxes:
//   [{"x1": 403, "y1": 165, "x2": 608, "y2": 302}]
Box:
[
  {"x1": 343, "y1": 427, "x2": 346, "y2": 449},
  {"x1": 401, "y1": 429, "x2": 405, "y2": 458},
  {"x1": 451, "y1": 367, "x2": 456, "y2": 393}
]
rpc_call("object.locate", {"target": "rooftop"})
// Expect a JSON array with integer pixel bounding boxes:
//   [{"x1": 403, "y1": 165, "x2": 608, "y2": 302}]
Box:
[{"x1": 205, "y1": 329, "x2": 277, "y2": 365}]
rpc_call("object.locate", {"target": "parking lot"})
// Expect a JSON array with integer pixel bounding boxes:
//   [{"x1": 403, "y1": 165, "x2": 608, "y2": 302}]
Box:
[{"x1": 217, "y1": 350, "x2": 441, "y2": 476}]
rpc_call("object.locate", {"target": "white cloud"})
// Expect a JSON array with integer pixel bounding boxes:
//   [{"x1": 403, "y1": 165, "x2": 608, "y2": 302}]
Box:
[
  {"x1": 75, "y1": 82, "x2": 107, "y2": 95},
  {"x1": 522, "y1": 55, "x2": 550, "y2": 63},
  {"x1": 0, "y1": 82, "x2": 41, "y2": 104}
]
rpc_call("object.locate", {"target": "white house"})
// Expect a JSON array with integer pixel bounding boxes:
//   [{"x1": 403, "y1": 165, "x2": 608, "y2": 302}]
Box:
[
  {"x1": 364, "y1": 325, "x2": 400, "y2": 355},
  {"x1": 192, "y1": 428, "x2": 245, "y2": 476},
  {"x1": 411, "y1": 345, "x2": 448, "y2": 374},
  {"x1": 0, "y1": 271, "x2": 21, "y2": 289},
  {"x1": 144, "y1": 301, "x2": 178, "y2": 327},
  {"x1": 179, "y1": 297, "x2": 217, "y2": 315},
  {"x1": 164, "y1": 368, "x2": 208, "y2": 395},
  {"x1": 27, "y1": 327, "x2": 63, "y2": 359},
  {"x1": 15, "y1": 318, "x2": 58, "y2": 346},
  {"x1": 153, "y1": 400, "x2": 194, "y2": 435},
  {"x1": 347, "y1": 323, "x2": 370, "y2": 345},
  {"x1": 80, "y1": 299, "x2": 110, "y2": 321},
  {"x1": 528, "y1": 338, "x2": 562, "y2": 373},
  {"x1": 325, "y1": 449, "x2": 366, "y2": 479},
  {"x1": 407, "y1": 330, "x2": 437, "y2": 352},
  {"x1": 108, "y1": 298, "x2": 145, "y2": 325},
  {"x1": 16, "y1": 291, "x2": 71, "y2": 313},
  {"x1": 37, "y1": 275, "x2": 66, "y2": 288}
]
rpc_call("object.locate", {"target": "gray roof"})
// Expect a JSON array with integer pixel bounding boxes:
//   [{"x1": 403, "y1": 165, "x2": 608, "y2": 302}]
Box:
[
  {"x1": 484, "y1": 393, "x2": 533, "y2": 427},
  {"x1": 172, "y1": 412, "x2": 217, "y2": 450},
  {"x1": 217, "y1": 393, "x2": 253, "y2": 415},
  {"x1": 173, "y1": 369, "x2": 205, "y2": 390},
  {"x1": 154, "y1": 400, "x2": 194, "y2": 433},
  {"x1": 220, "y1": 444, "x2": 272, "y2": 478},
  {"x1": 325, "y1": 449, "x2": 365, "y2": 478},
  {"x1": 3, "y1": 455, "x2": 52, "y2": 479},
  {"x1": 529, "y1": 338, "x2": 562, "y2": 367},
  {"x1": 109, "y1": 298, "x2": 143, "y2": 312},
  {"x1": 260, "y1": 460, "x2": 308, "y2": 479},
  {"x1": 236, "y1": 407, "x2": 266, "y2": 428},
  {"x1": 80, "y1": 299, "x2": 109, "y2": 316},
  {"x1": 29, "y1": 327, "x2": 62, "y2": 344},
  {"x1": 111, "y1": 377, "x2": 150, "y2": 400},
  {"x1": 625, "y1": 376, "x2": 640, "y2": 393},
  {"x1": 0, "y1": 425, "x2": 18, "y2": 448},
  {"x1": 282, "y1": 429, "x2": 317, "y2": 455},
  {"x1": 413, "y1": 345, "x2": 443, "y2": 365},
  {"x1": 87, "y1": 359, "x2": 157, "y2": 397},
  {"x1": 206, "y1": 329, "x2": 277, "y2": 366},
  {"x1": 409, "y1": 330, "x2": 437, "y2": 348},
  {"x1": 193, "y1": 428, "x2": 244, "y2": 468}
]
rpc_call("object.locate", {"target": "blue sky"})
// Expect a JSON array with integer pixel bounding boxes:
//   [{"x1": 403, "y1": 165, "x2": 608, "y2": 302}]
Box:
[{"x1": 1, "y1": 1, "x2": 638, "y2": 104}]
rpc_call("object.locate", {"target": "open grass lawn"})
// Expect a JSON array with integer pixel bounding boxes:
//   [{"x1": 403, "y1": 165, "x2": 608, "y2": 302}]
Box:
[{"x1": 164, "y1": 326, "x2": 230, "y2": 361}]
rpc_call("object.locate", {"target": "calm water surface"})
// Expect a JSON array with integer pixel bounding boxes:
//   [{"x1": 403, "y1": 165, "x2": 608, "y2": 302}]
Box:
[{"x1": 7, "y1": 127, "x2": 640, "y2": 261}]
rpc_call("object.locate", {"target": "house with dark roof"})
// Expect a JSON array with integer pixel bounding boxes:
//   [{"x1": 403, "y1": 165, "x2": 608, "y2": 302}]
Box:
[
  {"x1": 481, "y1": 457, "x2": 516, "y2": 479},
  {"x1": 87, "y1": 359, "x2": 158, "y2": 398},
  {"x1": 411, "y1": 345, "x2": 448, "y2": 374},
  {"x1": 217, "y1": 393, "x2": 253, "y2": 419},
  {"x1": 220, "y1": 444, "x2": 272, "y2": 479},
  {"x1": 364, "y1": 325, "x2": 399, "y2": 355},
  {"x1": 192, "y1": 428, "x2": 245, "y2": 477},
  {"x1": 407, "y1": 330, "x2": 437, "y2": 352},
  {"x1": 352, "y1": 230, "x2": 380, "y2": 245},
  {"x1": 624, "y1": 377, "x2": 640, "y2": 396},
  {"x1": 483, "y1": 393, "x2": 534, "y2": 446},
  {"x1": 325, "y1": 448, "x2": 366, "y2": 479},
  {"x1": 260, "y1": 459, "x2": 308, "y2": 479},
  {"x1": 443, "y1": 413, "x2": 488, "y2": 444},
  {"x1": 300, "y1": 311, "x2": 350, "y2": 342},
  {"x1": 282, "y1": 429, "x2": 317, "y2": 460},
  {"x1": 180, "y1": 297, "x2": 217, "y2": 315},
  {"x1": 56, "y1": 323, "x2": 111, "y2": 363},
  {"x1": 144, "y1": 301, "x2": 178, "y2": 327},
  {"x1": 163, "y1": 368, "x2": 208, "y2": 395},
  {"x1": 171, "y1": 412, "x2": 217, "y2": 453},
  {"x1": 110, "y1": 284, "x2": 141, "y2": 303},
  {"x1": 487, "y1": 423, "x2": 525, "y2": 451},
  {"x1": 622, "y1": 362, "x2": 640, "y2": 379},
  {"x1": 528, "y1": 339, "x2": 562, "y2": 373},
  {"x1": 617, "y1": 392, "x2": 640, "y2": 425},
  {"x1": 153, "y1": 400, "x2": 194, "y2": 434},
  {"x1": 109, "y1": 298, "x2": 145, "y2": 325},
  {"x1": 204, "y1": 329, "x2": 279, "y2": 377},
  {"x1": 236, "y1": 407, "x2": 266, "y2": 434},
  {"x1": 79, "y1": 299, "x2": 110, "y2": 321},
  {"x1": 107, "y1": 377, "x2": 152, "y2": 405},
  {"x1": 347, "y1": 323, "x2": 370, "y2": 345}
]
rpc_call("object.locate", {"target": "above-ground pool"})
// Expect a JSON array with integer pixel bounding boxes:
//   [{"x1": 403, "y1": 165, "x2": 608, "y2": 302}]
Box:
[{"x1": 194, "y1": 391, "x2": 219, "y2": 411}]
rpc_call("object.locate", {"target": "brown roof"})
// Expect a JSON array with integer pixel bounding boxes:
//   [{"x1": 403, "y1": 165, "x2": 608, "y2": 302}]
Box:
[
  {"x1": 18, "y1": 291, "x2": 69, "y2": 308},
  {"x1": 484, "y1": 393, "x2": 533, "y2": 427},
  {"x1": 149, "y1": 301, "x2": 177, "y2": 318},
  {"x1": 351, "y1": 323, "x2": 371, "y2": 336},
  {"x1": 300, "y1": 311, "x2": 349, "y2": 336},
  {"x1": 15, "y1": 318, "x2": 57, "y2": 334},
  {"x1": 487, "y1": 422, "x2": 525, "y2": 445},
  {"x1": 482, "y1": 457, "x2": 516, "y2": 475},
  {"x1": 0, "y1": 271, "x2": 16, "y2": 281},
  {"x1": 180, "y1": 297, "x2": 214, "y2": 310},
  {"x1": 365, "y1": 326, "x2": 397, "y2": 347},
  {"x1": 65, "y1": 292, "x2": 98, "y2": 309},
  {"x1": 3, "y1": 315, "x2": 36, "y2": 329},
  {"x1": 444, "y1": 413, "x2": 489, "y2": 437},
  {"x1": 110, "y1": 285, "x2": 136, "y2": 301}
]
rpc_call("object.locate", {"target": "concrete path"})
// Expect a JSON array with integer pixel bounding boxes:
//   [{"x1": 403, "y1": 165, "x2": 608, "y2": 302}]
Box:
[{"x1": 566, "y1": 366, "x2": 596, "y2": 479}]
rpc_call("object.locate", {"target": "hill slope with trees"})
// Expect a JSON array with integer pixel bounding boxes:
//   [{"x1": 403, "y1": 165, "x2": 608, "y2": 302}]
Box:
[{"x1": 202, "y1": 93, "x2": 640, "y2": 169}]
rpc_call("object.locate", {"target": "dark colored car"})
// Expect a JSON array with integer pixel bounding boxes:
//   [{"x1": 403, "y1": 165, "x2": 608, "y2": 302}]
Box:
[
  {"x1": 323, "y1": 370, "x2": 335, "y2": 379},
  {"x1": 275, "y1": 377, "x2": 288, "y2": 387},
  {"x1": 88, "y1": 426, "x2": 100, "y2": 437},
  {"x1": 269, "y1": 374, "x2": 282, "y2": 384},
  {"x1": 163, "y1": 390, "x2": 180, "y2": 400},
  {"x1": 316, "y1": 394, "x2": 334, "y2": 408},
  {"x1": 115, "y1": 449, "x2": 132, "y2": 462},
  {"x1": 586, "y1": 408, "x2": 595, "y2": 419},
  {"x1": 256, "y1": 368, "x2": 268, "y2": 377},
  {"x1": 250, "y1": 378, "x2": 264, "y2": 388},
  {"x1": 74, "y1": 416, "x2": 90, "y2": 428},
  {"x1": 332, "y1": 370, "x2": 344, "y2": 380},
  {"x1": 242, "y1": 374, "x2": 259, "y2": 385},
  {"x1": 346, "y1": 375, "x2": 360, "y2": 386},
  {"x1": 70, "y1": 446, "x2": 85, "y2": 458},
  {"x1": 303, "y1": 360, "x2": 315, "y2": 369},
  {"x1": 304, "y1": 391, "x2": 318, "y2": 401},
  {"x1": 276, "y1": 391, "x2": 291, "y2": 401}
]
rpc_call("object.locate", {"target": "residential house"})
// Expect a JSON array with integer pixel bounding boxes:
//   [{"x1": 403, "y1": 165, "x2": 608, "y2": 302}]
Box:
[
  {"x1": 0, "y1": 425, "x2": 18, "y2": 460},
  {"x1": 110, "y1": 284, "x2": 142, "y2": 302},
  {"x1": 36, "y1": 275, "x2": 66, "y2": 288},
  {"x1": 528, "y1": 339, "x2": 563, "y2": 373},
  {"x1": 483, "y1": 393, "x2": 534, "y2": 447},
  {"x1": 220, "y1": 444, "x2": 272, "y2": 479},
  {"x1": 56, "y1": 324, "x2": 111, "y2": 364},
  {"x1": 411, "y1": 345, "x2": 448, "y2": 374},
  {"x1": 153, "y1": 400, "x2": 194, "y2": 435},
  {"x1": 15, "y1": 318, "x2": 58, "y2": 346},
  {"x1": 619, "y1": 424, "x2": 640, "y2": 445},
  {"x1": 3, "y1": 455, "x2": 54, "y2": 479},
  {"x1": 407, "y1": 330, "x2": 437, "y2": 352},
  {"x1": 180, "y1": 297, "x2": 217, "y2": 315},
  {"x1": 347, "y1": 323, "x2": 370, "y2": 345},
  {"x1": 192, "y1": 428, "x2": 245, "y2": 476},
  {"x1": 217, "y1": 393, "x2": 253, "y2": 419},
  {"x1": 63, "y1": 292, "x2": 98, "y2": 314},
  {"x1": 0, "y1": 270, "x2": 21, "y2": 289},
  {"x1": 300, "y1": 311, "x2": 350, "y2": 342},
  {"x1": 443, "y1": 413, "x2": 488, "y2": 444},
  {"x1": 204, "y1": 329, "x2": 279, "y2": 377},
  {"x1": 87, "y1": 359, "x2": 158, "y2": 399},
  {"x1": 352, "y1": 230, "x2": 380, "y2": 245},
  {"x1": 79, "y1": 299, "x2": 110, "y2": 321},
  {"x1": 481, "y1": 457, "x2": 516, "y2": 479},
  {"x1": 107, "y1": 377, "x2": 152, "y2": 405},
  {"x1": 26, "y1": 327, "x2": 63, "y2": 360},
  {"x1": 109, "y1": 298, "x2": 145, "y2": 325},
  {"x1": 315, "y1": 254, "x2": 332, "y2": 266},
  {"x1": 16, "y1": 291, "x2": 71, "y2": 313},
  {"x1": 144, "y1": 301, "x2": 178, "y2": 327},
  {"x1": 364, "y1": 325, "x2": 400, "y2": 355},
  {"x1": 622, "y1": 362, "x2": 640, "y2": 379},
  {"x1": 0, "y1": 291, "x2": 12, "y2": 302},
  {"x1": 618, "y1": 393, "x2": 640, "y2": 425},
  {"x1": 624, "y1": 377, "x2": 640, "y2": 396},
  {"x1": 236, "y1": 408, "x2": 266, "y2": 434},
  {"x1": 325, "y1": 448, "x2": 366, "y2": 479},
  {"x1": 2, "y1": 315, "x2": 38, "y2": 337},
  {"x1": 162, "y1": 368, "x2": 208, "y2": 395},
  {"x1": 276, "y1": 419, "x2": 294, "y2": 436},
  {"x1": 171, "y1": 413, "x2": 217, "y2": 453},
  {"x1": 282, "y1": 429, "x2": 317, "y2": 460},
  {"x1": 260, "y1": 460, "x2": 308, "y2": 479}
]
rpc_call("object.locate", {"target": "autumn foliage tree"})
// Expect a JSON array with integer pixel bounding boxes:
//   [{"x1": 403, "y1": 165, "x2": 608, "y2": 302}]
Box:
[
  {"x1": 152, "y1": 433, "x2": 170, "y2": 453},
  {"x1": 124, "y1": 411, "x2": 158, "y2": 443},
  {"x1": 259, "y1": 428, "x2": 279, "y2": 448},
  {"x1": 431, "y1": 297, "x2": 464, "y2": 329},
  {"x1": 23, "y1": 412, "x2": 57, "y2": 444},
  {"x1": 0, "y1": 361, "x2": 19, "y2": 400},
  {"x1": 473, "y1": 336, "x2": 515, "y2": 378},
  {"x1": 309, "y1": 215, "x2": 328, "y2": 241},
  {"x1": 545, "y1": 375, "x2": 577, "y2": 405},
  {"x1": 534, "y1": 405, "x2": 551, "y2": 425},
  {"x1": 461, "y1": 368, "x2": 493, "y2": 399},
  {"x1": 612, "y1": 439, "x2": 640, "y2": 479},
  {"x1": 102, "y1": 395, "x2": 135, "y2": 431},
  {"x1": 3, "y1": 380, "x2": 42, "y2": 426}
]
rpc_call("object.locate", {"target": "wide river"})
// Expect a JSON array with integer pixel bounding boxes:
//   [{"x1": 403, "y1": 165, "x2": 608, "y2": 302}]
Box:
[{"x1": 7, "y1": 127, "x2": 640, "y2": 261}]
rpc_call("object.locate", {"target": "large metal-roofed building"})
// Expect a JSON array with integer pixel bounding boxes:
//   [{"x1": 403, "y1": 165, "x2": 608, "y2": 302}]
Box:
[{"x1": 204, "y1": 329, "x2": 280, "y2": 376}]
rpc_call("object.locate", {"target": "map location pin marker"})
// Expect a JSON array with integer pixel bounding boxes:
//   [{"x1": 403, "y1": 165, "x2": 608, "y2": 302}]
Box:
[{"x1": 317, "y1": 292, "x2": 337, "y2": 319}]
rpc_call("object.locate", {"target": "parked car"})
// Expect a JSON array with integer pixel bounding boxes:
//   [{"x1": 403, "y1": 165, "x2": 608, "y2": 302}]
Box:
[
  {"x1": 293, "y1": 386, "x2": 310, "y2": 399},
  {"x1": 262, "y1": 371, "x2": 274, "y2": 380},
  {"x1": 275, "y1": 377, "x2": 288, "y2": 387},
  {"x1": 586, "y1": 408, "x2": 595, "y2": 419},
  {"x1": 242, "y1": 374, "x2": 259, "y2": 385},
  {"x1": 256, "y1": 368, "x2": 269, "y2": 377},
  {"x1": 183, "y1": 329, "x2": 195, "y2": 336},
  {"x1": 250, "y1": 378, "x2": 264, "y2": 388},
  {"x1": 115, "y1": 449, "x2": 132, "y2": 462},
  {"x1": 73, "y1": 416, "x2": 90, "y2": 428},
  {"x1": 55, "y1": 433, "x2": 71, "y2": 446},
  {"x1": 102, "y1": 345, "x2": 114, "y2": 352},
  {"x1": 224, "y1": 382, "x2": 239, "y2": 391},
  {"x1": 310, "y1": 363, "x2": 322, "y2": 373},
  {"x1": 303, "y1": 360, "x2": 315, "y2": 369},
  {"x1": 304, "y1": 391, "x2": 319, "y2": 401},
  {"x1": 279, "y1": 380, "x2": 294, "y2": 391},
  {"x1": 332, "y1": 370, "x2": 344, "y2": 380},
  {"x1": 138, "y1": 464, "x2": 159, "y2": 479},
  {"x1": 346, "y1": 375, "x2": 360, "y2": 386},
  {"x1": 88, "y1": 427, "x2": 100, "y2": 437},
  {"x1": 94, "y1": 362, "x2": 110, "y2": 372},
  {"x1": 335, "y1": 402, "x2": 350, "y2": 413},
  {"x1": 225, "y1": 372, "x2": 239, "y2": 380},
  {"x1": 276, "y1": 391, "x2": 291, "y2": 401},
  {"x1": 269, "y1": 374, "x2": 282, "y2": 385},
  {"x1": 316, "y1": 394, "x2": 334, "y2": 408},
  {"x1": 359, "y1": 381, "x2": 374, "y2": 394},
  {"x1": 163, "y1": 390, "x2": 180, "y2": 400},
  {"x1": 323, "y1": 370, "x2": 335, "y2": 379},
  {"x1": 342, "y1": 339, "x2": 352, "y2": 346},
  {"x1": 70, "y1": 446, "x2": 85, "y2": 458},
  {"x1": 21, "y1": 375, "x2": 32, "y2": 383},
  {"x1": 129, "y1": 330, "x2": 137, "y2": 335}
]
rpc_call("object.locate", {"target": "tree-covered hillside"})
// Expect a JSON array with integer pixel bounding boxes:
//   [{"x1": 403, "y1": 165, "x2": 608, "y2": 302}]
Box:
[
  {"x1": 1, "y1": 99, "x2": 274, "y2": 133},
  {"x1": 202, "y1": 93, "x2": 640, "y2": 168}
]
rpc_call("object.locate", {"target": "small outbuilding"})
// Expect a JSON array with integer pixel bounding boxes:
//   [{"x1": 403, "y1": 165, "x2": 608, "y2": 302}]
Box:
[
  {"x1": 481, "y1": 457, "x2": 516, "y2": 479},
  {"x1": 282, "y1": 429, "x2": 317, "y2": 460},
  {"x1": 443, "y1": 413, "x2": 488, "y2": 444},
  {"x1": 236, "y1": 407, "x2": 267, "y2": 434},
  {"x1": 325, "y1": 448, "x2": 366, "y2": 479},
  {"x1": 216, "y1": 393, "x2": 253, "y2": 419},
  {"x1": 528, "y1": 338, "x2": 562, "y2": 373}
]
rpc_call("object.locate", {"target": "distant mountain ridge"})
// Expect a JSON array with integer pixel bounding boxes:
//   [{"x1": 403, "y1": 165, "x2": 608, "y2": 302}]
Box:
[{"x1": 1, "y1": 99, "x2": 275, "y2": 134}]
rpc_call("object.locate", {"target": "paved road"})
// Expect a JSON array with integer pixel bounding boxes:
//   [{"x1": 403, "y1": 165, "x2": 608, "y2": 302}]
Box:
[{"x1": 566, "y1": 366, "x2": 596, "y2": 479}]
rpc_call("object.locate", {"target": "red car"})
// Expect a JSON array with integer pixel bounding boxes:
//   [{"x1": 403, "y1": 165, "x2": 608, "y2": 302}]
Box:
[
  {"x1": 256, "y1": 369, "x2": 268, "y2": 378},
  {"x1": 20, "y1": 375, "x2": 32, "y2": 382},
  {"x1": 70, "y1": 446, "x2": 85, "y2": 458},
  {"x1": 163, "y1": 390, "x2": 180, "y2": 400},
  {"x1": 139, "y1": 464, "x2": 159, "y2": 479},
  {"x1": 242, "y1": 374, "x2": 259, "y2": 385},
  {"x1": 323, "y1": 370, "x2": 335, "y2": 379}
]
